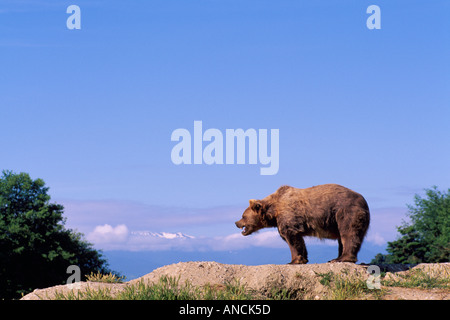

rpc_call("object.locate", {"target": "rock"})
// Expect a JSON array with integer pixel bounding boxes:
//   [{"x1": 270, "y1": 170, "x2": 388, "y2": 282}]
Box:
[
  {"x1": 20, "y1": 282, "x2": 126, "y2": 300},
  {"x1": 128, "y1": 261, "x2": 368, "y2": 299},
  {"x1": 20, "y1": 262, "x2": 449, "y2": 300}
]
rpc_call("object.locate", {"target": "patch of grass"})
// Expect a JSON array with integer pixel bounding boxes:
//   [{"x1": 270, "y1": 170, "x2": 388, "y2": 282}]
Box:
[
  {"x1": 267, "y1": 287, "x2": 293, "y2": 300},
  {"x1": 331, "y1": 276, "x2": 370, "y2": 300},
  {"x1": 382, "y1": 268, "x2": 450, "y2": 289},
  {"x1": 54, "y1": 287, "x2": 114, "y2": 300},
  {"x1": 202, "y1": 279, "x2": 255, "y2": 300},
  {"x1": 119, "y1": 276, "x2": 194, "y2": 300},
  {"x1": 267, "y1": 285, "x2": 309, "y2": 300},
  {"x1": 316, "y1": 271, "x2": 333, "y2": 286},
  {"x1": 316, "y1": 271, "x2": 386, "y2": 300},
  {"x1": 54, "y1": 276, "x2": 259, "y2": 300},
  {"x1": 86, "y1": 272, "x2": 126, "y2": 283}
]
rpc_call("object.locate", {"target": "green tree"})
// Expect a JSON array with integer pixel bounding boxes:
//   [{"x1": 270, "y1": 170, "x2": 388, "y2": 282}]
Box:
[
  {"x1": 0, "y1": 170, "x2": 111, "y2": 299},
  {"x1": 371, "y1": 186, "x2": 450, "y2": 264}
]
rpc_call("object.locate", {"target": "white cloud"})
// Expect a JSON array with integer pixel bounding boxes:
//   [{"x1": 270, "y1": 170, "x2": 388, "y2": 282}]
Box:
[
  {"x1": 207, "y1": 230, "x2": 285, "y2": 251},
  {"x1": 88, "y1": 224, "x2": 129, "y2": 245},
  {"x1": 366, "y1": 232, "x2": 386, "y2": 246}
]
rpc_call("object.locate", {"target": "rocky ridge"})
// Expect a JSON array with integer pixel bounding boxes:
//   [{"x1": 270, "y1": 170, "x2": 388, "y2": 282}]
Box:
[{"x1": 21, "y1": 262, "x2": 449, "y2": 300}]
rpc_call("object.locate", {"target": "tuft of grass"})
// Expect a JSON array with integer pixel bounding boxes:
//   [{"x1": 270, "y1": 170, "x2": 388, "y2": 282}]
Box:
[
  {"x1": 86, "y1": 271, "x2": 126, "y2": 283},
  {"x1": 267, "y1": 287, "x2": 296, "y2": 300},
  {"x1": 331, "y1": 276, "x2": 370, "y2": 300},
  {"x1": 316, "y1": 271, "x2": 333, "y2": 286}
]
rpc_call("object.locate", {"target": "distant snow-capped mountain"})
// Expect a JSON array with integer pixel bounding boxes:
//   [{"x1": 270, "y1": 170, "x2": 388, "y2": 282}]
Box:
[{"x1": 130, "y1": 231, "x2": 195, "y2": 239}]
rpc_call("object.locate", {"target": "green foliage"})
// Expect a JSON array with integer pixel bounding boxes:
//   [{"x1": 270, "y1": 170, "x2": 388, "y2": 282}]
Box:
[
  {"x1": 0, "y1": 170, "x2": 110, "y2": 299},
  {"x1": 371, "y1": 186, "x2": 450, "y2": 264}
]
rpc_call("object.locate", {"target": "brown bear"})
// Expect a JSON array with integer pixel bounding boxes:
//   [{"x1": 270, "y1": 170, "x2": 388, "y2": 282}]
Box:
[{"x1": 235, "y1": 184, "x2": 370, "y2": 264}]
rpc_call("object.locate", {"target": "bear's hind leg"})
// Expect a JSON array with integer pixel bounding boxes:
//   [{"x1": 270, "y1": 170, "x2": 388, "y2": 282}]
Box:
[
  {"x1": 330, "y1": 235, "x2": 359, "y2": 263},
  {"x1": 332, "y1": 206, "x2": 369, "y2": 263}
]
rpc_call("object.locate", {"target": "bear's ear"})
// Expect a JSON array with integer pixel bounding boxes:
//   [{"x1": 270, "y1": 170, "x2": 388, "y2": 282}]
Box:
[{"x1": 249, "y1": 199, "x2": 263, "y2": 213}]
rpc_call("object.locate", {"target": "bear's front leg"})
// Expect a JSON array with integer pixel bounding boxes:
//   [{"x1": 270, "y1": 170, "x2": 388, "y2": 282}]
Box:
[{"x1": 284, "y1": 232, "x2": 308, "y2": 264}]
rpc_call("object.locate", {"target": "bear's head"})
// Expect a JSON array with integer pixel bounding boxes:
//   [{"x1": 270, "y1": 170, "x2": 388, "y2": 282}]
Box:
[{"x1": 235, "y1": 199, "x2": 274, "y2": 236}]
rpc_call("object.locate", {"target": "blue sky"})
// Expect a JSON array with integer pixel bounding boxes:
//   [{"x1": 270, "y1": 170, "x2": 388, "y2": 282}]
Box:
[{"x1": 1, "y1": 1, "x2": 449, "y2": 275}]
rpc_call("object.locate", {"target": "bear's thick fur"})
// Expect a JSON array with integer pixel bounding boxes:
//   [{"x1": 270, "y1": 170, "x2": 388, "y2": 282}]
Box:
[{"x1": 235, "y1": 184, "x2": 370, "y2": 264}]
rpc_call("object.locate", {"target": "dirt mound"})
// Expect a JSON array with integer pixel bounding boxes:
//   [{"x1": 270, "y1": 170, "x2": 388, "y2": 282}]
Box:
[
  {"x1": 21, "y1": 262, "x2": 449, "y2": 300},
  {"x1": 128, "y1": 261, "x2": 368, "y2": 299}
]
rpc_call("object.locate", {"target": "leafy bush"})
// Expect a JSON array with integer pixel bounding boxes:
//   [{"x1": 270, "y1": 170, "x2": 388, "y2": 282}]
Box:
[
  {"x1": 0, "y1": 170, "x2": 111, "y2": 299},
  {"x1": 371, "y1": 186, "x2": 450, "y2": 264}
]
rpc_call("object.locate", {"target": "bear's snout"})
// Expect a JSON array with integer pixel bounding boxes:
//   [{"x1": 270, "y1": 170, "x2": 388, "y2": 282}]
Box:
[{"x1": 235, "y1": 219, "x2": 252, "y2": 236}]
